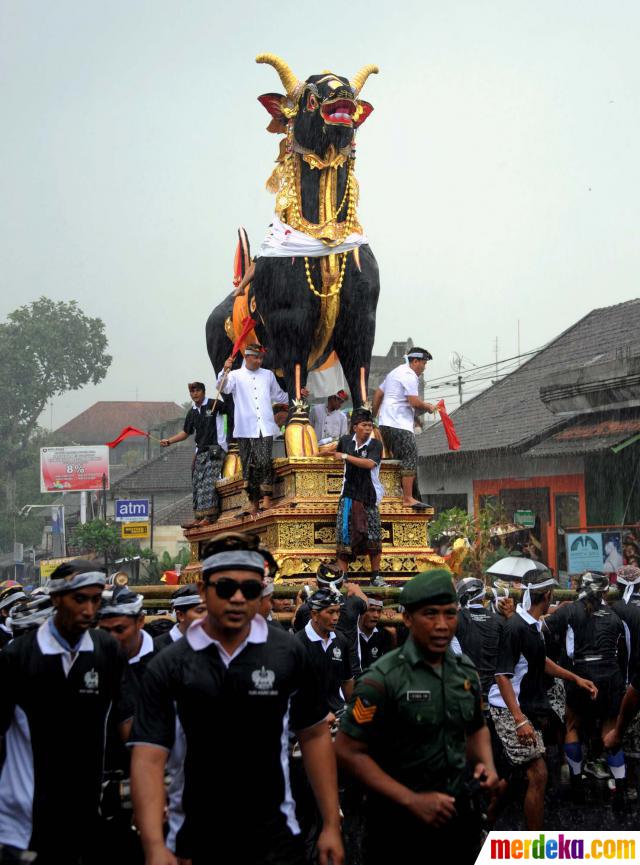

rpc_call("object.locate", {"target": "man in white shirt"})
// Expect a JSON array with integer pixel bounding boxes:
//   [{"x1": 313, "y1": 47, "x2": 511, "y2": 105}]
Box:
[
  {"x1": 219, "y1": 344, "x2": 289, "y2": 514},
  {"x1": 372, "y1": 347, "x2": 436, "y2": 510},
  {"x1": 310, "y1": 391, "x2": 348, "y2": 443}
]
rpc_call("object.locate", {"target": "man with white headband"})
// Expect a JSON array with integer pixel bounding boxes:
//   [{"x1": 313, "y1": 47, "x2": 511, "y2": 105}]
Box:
[
  {"x1": 488, "y1": 569, "x2": 597, "y2": 829},
  {"x1": 451, "y1": 578, "x2": 503, "y2": 701},
  {"x1": 0, "y1": 585, "x2": 28, "y2": 649},
  {"x1": 0, "y1": 560, "x2": 126, "y2": 864},
  {"x1": 545, "y1": 571, "x2": 627, "y2": 806},
  {"x1": 8, "y1": 594, "x2": 54, "y2": 639},
  {"x1": 219, "y1": 343, "x2": 290, "y2": 515},
  {"x1": 357, "y1": 597, "x2": 393, "y2": 671},
  {"x1": 371, "y1": 347, "x2": 436, "y2": 510},
  {"x1": 130, "y1": 532, "x2": 343, "y2": 865},
  {"x1": 154, "y1": 585, "x2": 206, "y2": 652}
]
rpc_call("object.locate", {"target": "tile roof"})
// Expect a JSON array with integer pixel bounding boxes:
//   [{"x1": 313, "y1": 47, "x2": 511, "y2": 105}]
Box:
[
  {"x1": 525, "y1": 416, "x2": 640, "y2": 457},
  {"x1": 111, "y1": 444, "x2": 193, "y2": 493},
  {"x1": 155, "y1": 495, "x2": 194, "y2": 526},
  {"x1": 55, "y1": 401, "x2": 183, "y2": 444},
  {"x1": 418, "y1": 299, "x2": 640, "y2": 459}
]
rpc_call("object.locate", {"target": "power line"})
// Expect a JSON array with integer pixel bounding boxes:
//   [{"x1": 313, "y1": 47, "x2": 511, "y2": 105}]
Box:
[{"x1": 425, "y1": 346, "x2": 542, "y2": 386}]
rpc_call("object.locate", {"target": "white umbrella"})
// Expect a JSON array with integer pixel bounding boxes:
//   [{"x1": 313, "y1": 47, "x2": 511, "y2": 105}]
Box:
[{"x1": 486, "y1": 557, "x2": 549, "y2": 580}]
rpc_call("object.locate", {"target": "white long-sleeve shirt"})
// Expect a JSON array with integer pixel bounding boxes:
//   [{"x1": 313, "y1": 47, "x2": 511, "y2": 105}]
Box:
[{"x1": 217, "y1": 363, "x2": 288, "y2": 438}]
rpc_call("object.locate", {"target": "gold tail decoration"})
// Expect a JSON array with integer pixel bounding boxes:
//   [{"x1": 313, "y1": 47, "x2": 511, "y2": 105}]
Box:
[{"x1": 285, "y1": 400, "x2": 319, "y2": 457}]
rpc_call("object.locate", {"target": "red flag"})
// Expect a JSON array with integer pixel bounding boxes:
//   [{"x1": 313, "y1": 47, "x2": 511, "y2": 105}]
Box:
[
  {"x1": 232, "y1": 315, "x2": 258, "y2": 358},
  {"x1": 106, "y1": 426, "x2": 149, "y2": 448},
  {"x1": 436, "y1": 400, "x2": 461, "y2": 451}
]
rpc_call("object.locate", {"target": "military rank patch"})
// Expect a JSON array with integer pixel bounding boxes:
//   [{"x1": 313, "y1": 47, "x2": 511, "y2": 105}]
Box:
[
  {"x1": 406, "y1": 690, "x2": 431, "y2": 702},
  {"x1": 353, "y1": 697, "x2": 377, "y2": 724}
]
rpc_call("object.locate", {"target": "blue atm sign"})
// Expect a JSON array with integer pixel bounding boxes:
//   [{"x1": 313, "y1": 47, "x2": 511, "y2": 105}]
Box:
[{"x1": 115, "y1": 499, "x2": 149, "y2": 522}]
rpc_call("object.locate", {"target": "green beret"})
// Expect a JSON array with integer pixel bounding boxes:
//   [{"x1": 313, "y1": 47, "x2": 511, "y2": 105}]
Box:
[{"x1": 399, "y1": 569, "x2": 456, "y2": 608}]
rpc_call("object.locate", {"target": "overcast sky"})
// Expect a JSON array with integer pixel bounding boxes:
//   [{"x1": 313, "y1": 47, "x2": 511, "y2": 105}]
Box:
[{"x1": 2, "y1": 0, "x2": 639, "y2": 428}]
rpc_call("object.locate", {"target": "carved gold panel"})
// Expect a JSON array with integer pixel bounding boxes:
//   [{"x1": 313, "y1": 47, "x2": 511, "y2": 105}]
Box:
[{"x1": 392, "y1": 522, "x2": 428, "y2": 547}]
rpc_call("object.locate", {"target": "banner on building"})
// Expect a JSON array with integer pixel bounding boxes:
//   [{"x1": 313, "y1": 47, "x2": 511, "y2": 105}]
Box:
[
  {"x1": 566, "y1": 531, "x2": 623, "y2": 574},
  {"x1": 40, "y1": 446, "x2": 110, "y2": 493}
]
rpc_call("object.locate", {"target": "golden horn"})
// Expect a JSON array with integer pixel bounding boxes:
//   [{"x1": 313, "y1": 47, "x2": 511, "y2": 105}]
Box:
[
  {"x1": 256, "y1": 53, "x2": 300, "y2": 98},
  {"x1": 351, "y1": 64, "x2": 379, "y2": 95}
]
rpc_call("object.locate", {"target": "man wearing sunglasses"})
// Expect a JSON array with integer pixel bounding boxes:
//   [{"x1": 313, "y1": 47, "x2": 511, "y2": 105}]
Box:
[{"x1": 130, "y1": 536, "x2": 344, "y2": 865}]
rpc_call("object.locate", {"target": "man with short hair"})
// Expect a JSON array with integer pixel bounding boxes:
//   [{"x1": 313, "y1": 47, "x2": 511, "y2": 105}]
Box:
[
  {"x1": 310, "y1": 391, "x2": 348, "y2": 443},
  {"x1": 219, "y1": 344, "x2": 289, "y2": 514},
  {"x1": 488, "y1": 570, "x2": 597, "y2": 828},
  {"x1": 372, "y1": 347, "x2": 436, "y2": 509},
  {"x1": 153, "y1": 585, "x2": 206, "y2": 652},
  {"x1": 336, "y1": 570, "x2": 498, "y2": 863},
  {"x1": 333, "y1": 408, "x2": 386, "y2": 588},
  {"x1": 357, "y1": 597, "x2": 393, "y2": 671},
  {"x1": 296, "y1": 589, "x2": 354, "y2": 714},
  {"x1": 0, "y1": 561, "x2": 125, "y2": 864},
  {"x1": 161, "y1": 382, "x2": 227, "y2": 526},
  {"x1": 130, "y1": 534, "x2": 344, "y2": 865}
]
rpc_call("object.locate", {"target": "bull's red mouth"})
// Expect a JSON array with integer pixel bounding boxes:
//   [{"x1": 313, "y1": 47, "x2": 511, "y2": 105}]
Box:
[{"x1": 321, "y1": 97, "x2": 356, "y2": 126}]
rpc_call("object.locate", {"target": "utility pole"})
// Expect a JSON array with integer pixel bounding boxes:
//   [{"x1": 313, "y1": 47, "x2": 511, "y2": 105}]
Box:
[
  {"x1": 494, "y1": 337, "x2": 499, "y2": 382},
  {"x1": 449, "y1": 352, "x2": 464, "y2": 406}
]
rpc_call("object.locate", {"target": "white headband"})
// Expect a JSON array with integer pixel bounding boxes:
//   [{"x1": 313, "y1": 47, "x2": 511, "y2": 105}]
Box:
[
  {"x1": 0, "y1": 590, "x2": 27, "y2": 612},
  {"x1": 522, "y1": 577, "x2": 557, "y2": 612},
  {"x1": 201, "y1": 549, "x2": 266, "y2": 577},
  {"x1": 47, "y1": 571, "x2": 106, "y2": 595},
  {"x1": 98, "y1": 593, "x2": 144, "y2": 618},
  {"x1": 172, "y1": 593, "x2": 202, "y2": 609}
]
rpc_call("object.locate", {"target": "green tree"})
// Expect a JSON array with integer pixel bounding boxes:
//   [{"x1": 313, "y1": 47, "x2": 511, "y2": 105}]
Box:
[{"x1": 0, "y1": 298, "x2": 111, "y2": 547}]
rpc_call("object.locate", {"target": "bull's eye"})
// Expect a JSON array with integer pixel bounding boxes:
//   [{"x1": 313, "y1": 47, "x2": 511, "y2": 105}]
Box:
[{"x1": 306, "y1": 93, "x2": 318, "y2": 112}]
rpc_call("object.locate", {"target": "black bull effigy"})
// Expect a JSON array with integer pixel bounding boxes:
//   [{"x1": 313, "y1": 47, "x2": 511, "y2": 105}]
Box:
[{"x1": 206, "y1": 54, "x2": 380, "y2": 409}]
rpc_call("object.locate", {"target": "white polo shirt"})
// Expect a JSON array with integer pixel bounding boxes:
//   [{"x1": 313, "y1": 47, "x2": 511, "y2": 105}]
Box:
[
  {"x1": 217, "y1": 363, "x2": 288, "y2": 438},
  {"x1": 378, "y1": 363, "x2": 420, "y2": 432}
]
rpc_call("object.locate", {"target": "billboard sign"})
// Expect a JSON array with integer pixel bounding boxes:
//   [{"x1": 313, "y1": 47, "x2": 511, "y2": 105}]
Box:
[
  {"x1": 115, "y1": 499, "x2": 150, "y2": 522},
  {"x1": 40, "y1": 446, "x2": 110, "y2": 493}
]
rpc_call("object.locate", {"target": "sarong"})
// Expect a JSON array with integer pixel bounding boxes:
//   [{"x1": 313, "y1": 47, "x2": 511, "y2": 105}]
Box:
[
  {"x1": 379, "y1": 426, "x2": 417, "y2": 476},
  {"x1": 336, "y1": 496, "x2": 381, "y2": 561},
  {"x1": 237, "y1": 436, "x2": 274, "y2": 499},
  {"x1": 192, "y1": 447, "x2": 224, "y2": 519}
]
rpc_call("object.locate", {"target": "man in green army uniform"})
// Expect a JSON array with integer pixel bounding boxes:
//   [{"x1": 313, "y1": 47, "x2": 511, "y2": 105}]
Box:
[{"x1": 336, "y1": 570, "x2": 499, "y2": 863}]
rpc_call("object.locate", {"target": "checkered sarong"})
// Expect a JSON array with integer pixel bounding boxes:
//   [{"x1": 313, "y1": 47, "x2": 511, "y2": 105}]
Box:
[
  {"x1": 237, "y1": 435, "x2": 274, "y2": 499},
  {"x1": 192, "y1": 448, "x2": 224, "y2": 519},
  {"x1": 379, "y1": 426, "x2": 417, "y2": 476}
]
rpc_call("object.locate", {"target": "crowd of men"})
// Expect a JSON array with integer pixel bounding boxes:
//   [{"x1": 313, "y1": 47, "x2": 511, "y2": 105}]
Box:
[{"x1": 3, "y1": 536, "x2": 640, "y2": 863}]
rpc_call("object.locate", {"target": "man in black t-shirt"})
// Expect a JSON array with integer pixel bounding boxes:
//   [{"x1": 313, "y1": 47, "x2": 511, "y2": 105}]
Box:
[
  {"x1": 130, "y1": 534, "x2": 344, "y2": 865},
  {"x1": 357, "y1": 597, "x2": 394, "y2": 671},
  {"x1": 332, "y1": 408, "x2": 386, "y2": 587},
  {"x1": 0, "y1": 560, "x2": 126, "y2": 865},
  {"x1": 160, "y1": 381, "x2": 227, "y2": 526},
  {"x1": 293, "y1": 563, "x2": 369, "y2": 675},
  {"x1": 452, "y1": 577, "x2": 503, "y2": 699},
  {"x1": 154, "y1": 585, "x2": 206, "y2": 652},
  {"x1": 296, "y1": 589, "x2": 354, "y2": 714}
]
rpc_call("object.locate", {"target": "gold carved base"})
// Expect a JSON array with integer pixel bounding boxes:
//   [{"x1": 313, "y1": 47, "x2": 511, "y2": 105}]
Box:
[{"x1": 183, "y1": 456, "x2": 444, "y2": 581}]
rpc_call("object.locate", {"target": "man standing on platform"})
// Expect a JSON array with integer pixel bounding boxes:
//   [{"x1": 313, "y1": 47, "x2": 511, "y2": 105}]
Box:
[
  {"x1": 160, "y1": 382, "x2": 227, "y2": 526},
  {"x1": 372, "y1": 347, "x2": 436, "y2": 510},
  {"x1": 310, "y1": 391, "x2": 348, "y2": 443},
  {"x1": 218, "y1": 344, "x2": 289, "y2": 515},
  {"x1": 333, "y1": 408, "x2": 386, "y2": 589}
]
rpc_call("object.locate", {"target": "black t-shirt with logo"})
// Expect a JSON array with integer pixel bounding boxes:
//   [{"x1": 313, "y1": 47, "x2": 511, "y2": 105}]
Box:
[
  {"x1": 183, "y1": 398, "x2": 224, "y2": 450},
  {"x1": 295, "y1": 627, "x2": 353, "y2": 713},
  {"x1": 130, "y1": 626, "x2": 327, "y2": 860},
  {"x1": 0, "y1": 626, "x2": 125, "y2": 856},
  {"x1": 358, "y1": 626, "x2": 394, "y2": 672},
  {"x1": 337, "y1": 434, "x2": 383, "y2": 507}
]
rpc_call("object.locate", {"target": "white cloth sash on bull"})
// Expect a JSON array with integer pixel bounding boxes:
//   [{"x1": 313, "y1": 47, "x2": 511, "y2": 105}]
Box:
[{"x1": 257, "y1": 216, "x2": 368, "y2": 258}]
